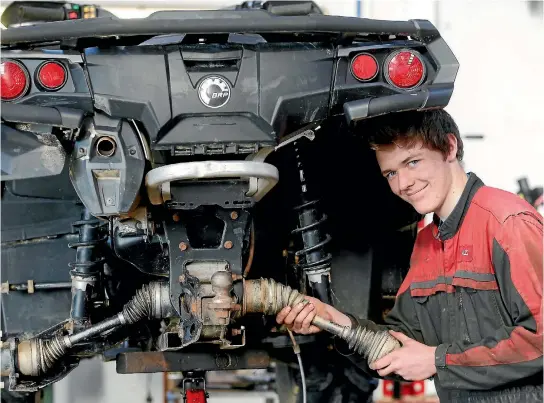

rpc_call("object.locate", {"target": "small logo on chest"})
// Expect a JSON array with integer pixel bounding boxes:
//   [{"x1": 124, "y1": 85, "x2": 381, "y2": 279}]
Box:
[{"x1": 459, "y1": 245, "x2": 473, "y2": 262}]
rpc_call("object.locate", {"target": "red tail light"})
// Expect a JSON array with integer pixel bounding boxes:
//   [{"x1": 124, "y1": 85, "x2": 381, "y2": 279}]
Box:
[
  {"x1": 1, "y1": 60, "x2": 30, "y2": 101},
  {"x1": 350, "y1": 53, "x2": 379, "y2": 82},
  {"x1": 36, "y1": 61, "x2": 67, "y2": 91},
  {"x1": 385, "y1": 49, "x2": 425, "y2": 89}
]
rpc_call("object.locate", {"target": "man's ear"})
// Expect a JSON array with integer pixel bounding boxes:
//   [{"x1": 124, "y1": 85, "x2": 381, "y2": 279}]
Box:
[{"x1": 446, "y1": 133, "x2": 458, "y2": 162}]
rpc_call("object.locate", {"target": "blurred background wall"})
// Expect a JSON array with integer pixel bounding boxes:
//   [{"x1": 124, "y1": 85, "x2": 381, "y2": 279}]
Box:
[{"x1": 0, "y1": 1, "x2": 542, "y2": 402}]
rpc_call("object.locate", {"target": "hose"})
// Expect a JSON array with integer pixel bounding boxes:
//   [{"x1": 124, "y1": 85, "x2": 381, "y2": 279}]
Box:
[
  {"x1": 287, "y1": 329, "x2": 306, "y2": 403},
  {"x1": 243, "y1": 278, "x2": 401, "y2": 364},
  {"x1": 16, "y1": 282, "x2": 173, "y2": 376}
]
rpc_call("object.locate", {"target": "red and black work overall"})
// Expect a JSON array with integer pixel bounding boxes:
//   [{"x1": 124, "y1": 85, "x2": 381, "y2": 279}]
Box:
[{"x1": 342, "y1": 173, "x2": 543, "y2": 402}]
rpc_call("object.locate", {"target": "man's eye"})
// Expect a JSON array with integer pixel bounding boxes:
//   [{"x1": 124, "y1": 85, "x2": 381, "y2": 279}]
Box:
[
  {"x1": 408, "y1": 160, "x2": 420, "y2": 167},
  {"x1": 385, "y1": 171, "x2": 397, "y2": 180}
]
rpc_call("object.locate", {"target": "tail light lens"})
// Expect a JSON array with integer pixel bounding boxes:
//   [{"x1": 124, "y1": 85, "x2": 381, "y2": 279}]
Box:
[
  {"x1": 1, "y1": 60, "x2": 30, "y2": 101},
  {"x1": 36, "y1": 61, "x2": 67, "y2": 91},
  {"x1": 350, "y1": 53, "x2": 379, "y2": 82},
  {"x1": 385, "y1": 49, "x2": 426, "y2": 89}
]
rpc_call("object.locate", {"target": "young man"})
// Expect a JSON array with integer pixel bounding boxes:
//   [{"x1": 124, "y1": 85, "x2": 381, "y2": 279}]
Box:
[{"x1": 276, "y1": 110, "x2": 543, "y2": 402}]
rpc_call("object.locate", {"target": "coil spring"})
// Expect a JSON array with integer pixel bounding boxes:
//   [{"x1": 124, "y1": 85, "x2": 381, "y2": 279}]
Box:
[
  {"x1": 292, "y1": 199, "x2": 332, "y2": 271},
  {"x1": 291, "y1": 138, "x2": 332, "y2": 273},
  {"x1": 68, "y1": 210, "x2": 106, "y2": 274}
]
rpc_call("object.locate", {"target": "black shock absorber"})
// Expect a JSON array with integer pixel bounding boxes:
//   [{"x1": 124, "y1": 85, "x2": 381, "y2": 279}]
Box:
[
  {"x1": 291, "y1": 139, "x2": 333, "y2": 305},
  {"x1": 68, "y1": 207, "x2": 105, "y2": 328}
]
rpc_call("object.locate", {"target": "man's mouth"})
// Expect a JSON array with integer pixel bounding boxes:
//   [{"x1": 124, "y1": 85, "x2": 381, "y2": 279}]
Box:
[{"x1": 406, "y1": 184, "x2": 428, "y2": 197}]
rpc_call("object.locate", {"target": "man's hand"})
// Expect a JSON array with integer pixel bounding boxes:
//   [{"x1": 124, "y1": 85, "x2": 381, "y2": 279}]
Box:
[
  {"x1": 369, "y1": 331, "x2": 437, "y2": 381},
  {"x1": 275, "y1": 296, "x2": 351, "y2": 335}
]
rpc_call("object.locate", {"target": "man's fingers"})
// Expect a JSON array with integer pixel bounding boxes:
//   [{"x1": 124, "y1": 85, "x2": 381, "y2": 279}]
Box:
[
  {"x1": 377, "y1": 364, "x2": 398, "y2": 377},
  {"x1": 293, "y1": 304, "x2": 315, "y2": 328},
  {"x1": 276, "y1": 307, "x2": 291, "y2": 325},
  {"x1": 370, "y1": 352, "x2": 394, "y2": 370},
  {"x1": 283, "y1": 302, "x2": 306, "y2": 326},
  {"x1": 389, "y1": 330, "x2": 411, "y2": 344},
  {"x1": 301, "y1": 305, "x2": 317, "y2": 329}
]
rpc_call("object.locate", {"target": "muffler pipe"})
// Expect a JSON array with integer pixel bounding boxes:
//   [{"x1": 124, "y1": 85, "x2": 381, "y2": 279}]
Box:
[{"x1": 243, "y1": 278, "x2": 400, "y2": 364}]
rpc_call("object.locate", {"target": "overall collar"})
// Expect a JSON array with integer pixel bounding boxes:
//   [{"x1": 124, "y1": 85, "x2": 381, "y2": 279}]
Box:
[{"x1": 432, "y1": 172, "x2": 485, "y2": 241}]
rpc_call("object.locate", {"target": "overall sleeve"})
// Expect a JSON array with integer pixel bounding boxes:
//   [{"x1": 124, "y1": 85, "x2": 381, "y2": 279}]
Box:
[{"x1": 435, "y1": 213, "x2": 543, "y2": 390}]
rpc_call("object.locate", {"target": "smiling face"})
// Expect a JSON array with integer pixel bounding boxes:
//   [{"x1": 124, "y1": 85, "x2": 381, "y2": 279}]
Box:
[{"x1": 376, "y1": 136, "x2": 458, "y2": 216}]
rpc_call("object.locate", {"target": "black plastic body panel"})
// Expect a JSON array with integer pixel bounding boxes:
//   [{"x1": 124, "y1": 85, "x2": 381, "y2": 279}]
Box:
[
  {"x1": 1, "y1": 104, "x2": 84, "y2": 128},
  {"x1": 0, "y1": 15, "x2": 422, "y2": 46},
  {"x1": 0, "y1": 235, "x2": 74, "y2": 337},
  {"x1": 157, "y1": 43, "x2": 334, "y2": 146},
  {"x1": 1, "y1": 17, "x2": 458, "y2": 150},
  {"x1": 1, "y1": 174, "x2": 82, "y2": 242},
  {"x1": 85, "y1": 48, "x2": 171, "y2": 137}
]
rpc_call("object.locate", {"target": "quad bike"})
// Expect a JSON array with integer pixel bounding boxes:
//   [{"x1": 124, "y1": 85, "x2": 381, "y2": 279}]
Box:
[{"x1": 0, "y1": 1, "x2": 459, "y2": 402}]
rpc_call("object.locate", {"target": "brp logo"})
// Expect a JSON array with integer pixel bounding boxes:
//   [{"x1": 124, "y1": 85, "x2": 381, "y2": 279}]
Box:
[{"x1": 198, "y1": 76, "x2": 231, "y2": 108}]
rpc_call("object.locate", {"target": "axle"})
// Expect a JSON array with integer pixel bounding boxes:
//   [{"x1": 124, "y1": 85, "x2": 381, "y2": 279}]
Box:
[
  {"x1": 8, "y1": 277, "x2": 399, "y2": 380},
  {"x1": 243, "y1": 278, "x2": 401, "y2": 363}
]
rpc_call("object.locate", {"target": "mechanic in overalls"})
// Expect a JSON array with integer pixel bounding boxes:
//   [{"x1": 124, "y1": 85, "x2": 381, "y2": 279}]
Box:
[{"x1": 276, "y1": 109, "x2": 543, "y2": 402}]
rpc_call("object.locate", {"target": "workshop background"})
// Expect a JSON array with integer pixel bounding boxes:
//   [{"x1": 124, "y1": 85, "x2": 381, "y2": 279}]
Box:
[{"x1": 1, "y1": 0, "x2": 542, "y2": 402}]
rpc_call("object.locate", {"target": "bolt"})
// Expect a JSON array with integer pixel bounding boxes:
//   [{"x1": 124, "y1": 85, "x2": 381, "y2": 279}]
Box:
[
  {"x1": 78, "y1": 147, "x2": 85, "y2": 154},
  {"x1": 230, "y1": 211, "x2": 238, "y2": 220},
  {"x1": 173, "y1": 213, "x2": 180, "y2": 222},
  {"x1": 224, "y1": 241, "x2": 233, "y2": 249},
  {"x1": 179, "y1": 242, "x2": 188, "y2": 251},
  {"x1": 129, "y1": 149, "x2": 136, "y2": 155}
]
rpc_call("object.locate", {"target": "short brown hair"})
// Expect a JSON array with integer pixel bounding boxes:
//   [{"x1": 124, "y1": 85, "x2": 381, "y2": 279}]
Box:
[{"x1": 358, "y1": 109, "x2": 464, "y2": 161}]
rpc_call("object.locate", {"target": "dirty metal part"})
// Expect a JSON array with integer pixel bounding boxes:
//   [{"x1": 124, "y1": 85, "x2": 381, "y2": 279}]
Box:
[
  {"x1": 164, "y1": 209, "x2": 250, "y2": 326},
  {"x1": 120, "y1": 206, "x2": 153, "y2": 236},
  {"x1": 129, "y1": 119, "x2": 151, "y2": 161},
  {"x1": 68, "y1": 208, "x2": 105, "y2": 327},
  {"x1": 1, "y1": 126, "x2": 66, "y2": 181},
  {"x1": 1, "y1": 344, "x2": 12, "y2": 377},
  {"x1": 208, "y1": 271, "x2": 234, "y2": 325},
  {"x1": 145, "y1": 160, "x2": 279, "y2": 205},
  {"x1": 116, "y1": 349, "x2": 270, "y2": 374},
  {"x1": 243, "y1": 221, "x2": 255, "y2": 278},
  {"x1": 0, "y1": 281, "x2": 72, "y2": 293},
  {"x1": 274, "y1": 126, "x2": 317, "y2": 151},
  {"x1": 15, "y1": 282, "x2": 174, "y2": 376},
  {"x1": 70, "y1": 116, "x2": 145, "y2": 216},
  {"x1": 243, "y1": 278, "x2": 400, "y2": 364},
  {"x1": 95, "y1": 136, "x2": 117, "y2": 158}
]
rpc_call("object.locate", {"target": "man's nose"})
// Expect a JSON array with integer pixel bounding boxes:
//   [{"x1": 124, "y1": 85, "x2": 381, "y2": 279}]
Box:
[{"x1": 397, "y1": 170, "x2": 415, "y2": 192}]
